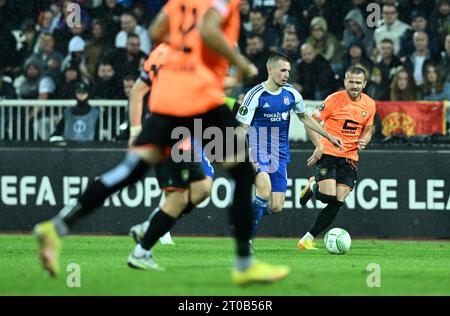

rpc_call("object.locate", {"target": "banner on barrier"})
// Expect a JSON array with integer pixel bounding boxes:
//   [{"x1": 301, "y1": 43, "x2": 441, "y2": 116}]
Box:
[{"x1": 376, "y1": 101, "x2": 446, "y2": 136}]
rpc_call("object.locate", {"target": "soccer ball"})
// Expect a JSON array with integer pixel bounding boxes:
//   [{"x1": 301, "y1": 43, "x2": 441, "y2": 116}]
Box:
[{"x1": 324, "y1": 228, "x2": 351, "y2": 254}]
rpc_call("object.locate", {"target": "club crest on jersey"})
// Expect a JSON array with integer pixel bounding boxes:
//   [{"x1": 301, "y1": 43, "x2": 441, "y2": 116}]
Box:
[
  {"x1": 239, "y1": 106, "x2": 248, "y2": 116},
  {"x1": 283, "y1": 96, "x2": 290, "y2": 105},
  {"x1": 320, "y1": 168, "x2": 328, "y2": 176},
  {"x1": 361, "y1": 110, "x2": 368, "y2": 118}
]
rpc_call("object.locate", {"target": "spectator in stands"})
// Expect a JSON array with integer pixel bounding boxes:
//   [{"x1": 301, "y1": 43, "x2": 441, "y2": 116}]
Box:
[
  {"x1": 306, "y1": 16, "x2": 343, "y2": 66},
  {"x1": 115, "y1": 12, "x2": 151, "y2": 55},
  {"x1": 390, "y1": 67, "x2": 418, "y2": 101},
  {"x1": 0, "y1": 64, "x2": 16, "y2": 100},
  {"x1": 61, "y1": 36, "x2": 87, "y2": 75},
  {"x1": 343, "y1": 8, "x2": 376, "y2": 59},
  {"x1": 399, "y1": 10, "x2": 440, "y2": 58},
  {"x1": 107, "y1": 33, "x2": 146, "y2": 81},
  {"x1": 342, "y1": 38, "x2": 374, "y2": 76},
  {"x1": 238, "y1": 0, "x2": 253, "y2": 50},
  {"x1": 38, "y1": 54, "x2": 62, "y2": 100},
  {"x1": 50, "y1": 82, "x2": 99, "y2": 142},
  {"x1": 90, "y1": 60, "x2": 123, "y2": 99},
  {"x1": 248, "y1": 8, "x2": 280, "y2": 52},
  {"x1": 243, "y1": 33, "x2": 270, "y2": 90},
  {"x1": 31, "y1": 32, "x2": 64, "y2": 74},
  {"x1": 431, "y1": 0, "x2": 450, "y2": 47},
  {"x1": 14, "y1": 58, "x2": 42, "y2": 99},
  {"x1": 267, "y1": 0, "x2": 300, "y2": 37},
  {"x1": 54, "y1": 62, "x2": 84, "y2": 100},
  {"x1": 252, "y1": 0, "x2": 276, "y2": 13},
  {"x1": 93, "y1": 0, "x2": 125, "y2": 36},
  {"x1": 403, "y1": 31, "x2": 440, "y2": 88},
  {"x1": 295, "y1": 43, "x2": 337, "y2": 100},
  {"x1": 18, "y1": 20, "x2": 39, "y2": 66},
  {"x1": 439, "y1": 34, "x2": 450, "y2": 82},
  {"x1": 305, "y1": 0, "x2": 345, "y2": 40},
  {"x1": 401, "y1": 0, "x2": 436, "y2": 24},
  {"x1": 278, "y1": 31, "x2": 300, "y2": 83},
  {"x1": 53, "y1": 0, "x2": 91, "y2": 56},
  {"x1": 375, "y1": 38, "x2": 403, "y2": 100},
  {"x1": 366, "y1": 66, "x2": 389, "y2": 101},
  {"x1": 84, "y1": 19, "x2": 113, "y2": 81},
  {"x1": 374, "y1": 4, "x2": 410, "y2": 55},
  {"x1": 422, "y1": 63, "x2": 450, "y2": 102},
  {"x1": 37, "y1": 8, "x2": 57, "y2": 34}
]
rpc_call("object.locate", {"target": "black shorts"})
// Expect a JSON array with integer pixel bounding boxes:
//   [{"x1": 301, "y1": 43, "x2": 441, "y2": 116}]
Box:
[
  {"x1": 315, "y1": 154, "x2": 358, "y2": 190},
  {"x1": 134, "y1": 105, "x2": 240, "y2": 156},
  {"x1": 155, "y1": 158, "x2": 206, "y2": 190}
]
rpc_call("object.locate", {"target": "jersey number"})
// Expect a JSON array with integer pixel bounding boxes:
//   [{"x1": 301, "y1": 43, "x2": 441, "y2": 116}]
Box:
[{"x1": 178, "y1": 5, "x2": 197, "y2": 53}]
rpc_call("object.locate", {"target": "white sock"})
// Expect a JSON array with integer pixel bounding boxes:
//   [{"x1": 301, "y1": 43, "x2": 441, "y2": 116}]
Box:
[
  {"x1": 300, "y1": 232, "x2": 314, "y2": 243},
  {"x1": 133, "y1": 244, "x2": 150, "y2": 257},
  {"x1": 159, "y1": 231, "x2": 174, "y2": 244}
]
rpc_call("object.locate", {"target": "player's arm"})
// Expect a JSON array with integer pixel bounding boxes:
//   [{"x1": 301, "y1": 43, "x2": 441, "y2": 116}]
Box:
[
  {"x1": 297, "y1": 112, "x2": 343, "y2": 149},
  {"x1": 149, "y1": 8, "x2": 169, "y2": 44},
  {"x1": 128, "y1": 79, "x2": 149, "y2": 146},
  {"x1": 357, "y1": 125, "x2": 375, "y2": 150},
  {"x1": 199, "y1": 5, "x2": 257, "y2": 81}
]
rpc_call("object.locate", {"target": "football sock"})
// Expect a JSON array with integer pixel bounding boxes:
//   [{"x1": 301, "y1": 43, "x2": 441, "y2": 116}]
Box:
[
  {"x1": 55, "y1": 152, "x2": 150, "y2": 229},
  {"x1": 235, "y1": 255, "x2": 254, "y2": 272},
  {"x1": 228, "y1": 162, "x2": 254, "y2": 257},
  {"x1": 180, "y1": 201, "x2": 195, "y2": 217},
  {"x1": 310, "y1": 201, "x2": 344, "y2": 237},
  {"x1": 250, "y1": 196, "x2": 269, "y2": 238},
  {"x1": 133, "y1": 244, "x2": 150, "y2": 257},
  {"x1": 140, "y1": 208, "x2": 176, "y2": 251}
]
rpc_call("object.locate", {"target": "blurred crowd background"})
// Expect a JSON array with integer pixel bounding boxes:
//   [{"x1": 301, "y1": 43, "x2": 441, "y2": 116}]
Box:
[{"x1": 0, "y1": 0, "x2": 449, "y2": 140}]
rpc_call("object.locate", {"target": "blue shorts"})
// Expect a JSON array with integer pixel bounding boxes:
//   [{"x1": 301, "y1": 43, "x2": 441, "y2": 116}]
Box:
[{"x1": 256, "y1": 159, "x2": 287, "y2": 193}]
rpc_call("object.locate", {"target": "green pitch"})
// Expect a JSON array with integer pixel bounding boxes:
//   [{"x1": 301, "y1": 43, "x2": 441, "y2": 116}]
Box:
[{"x1": 1, "y1": 235, "x2": 450, "y2": 295}]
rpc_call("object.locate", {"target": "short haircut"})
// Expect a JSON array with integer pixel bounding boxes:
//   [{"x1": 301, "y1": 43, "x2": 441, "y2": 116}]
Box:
[
  {"x1": 266, "y1": 52, "x2": 291, "y2": 67},
  {"x1": 380, "y1": 38, "x2": 394, "y2": 46},
  {"x1": 127, "y1": 33, "x2": 139, "y2": 40},
  {"x1": 249, "y1": 7, "x2": 265, "y2": 17},
  {"x1": 345, "y1": 66, "x2": 367, "y2": 80}
]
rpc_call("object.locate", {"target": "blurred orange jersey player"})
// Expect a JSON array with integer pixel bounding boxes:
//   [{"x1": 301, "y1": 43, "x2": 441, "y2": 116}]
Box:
[{"x1": 150, "y1": 0, "x2": 241, "y2": 116}]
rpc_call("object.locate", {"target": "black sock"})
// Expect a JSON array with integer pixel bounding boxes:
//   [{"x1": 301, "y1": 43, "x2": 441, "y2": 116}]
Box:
[
  {"x1": 228, "y1": 162, "x2": 254, "y2": 257},
  {"x1": 56, "y1": 154, "x2": 150, "y2": 229},
  {"x1": 140, "y1": 209, "x2": 176, "y2": 250},
  {"x1": 310, "y1": 201, "x2": 344, "y2": 237},
  {"x1": 180, "y1": 201, "x2": 195, "y2": 217}
]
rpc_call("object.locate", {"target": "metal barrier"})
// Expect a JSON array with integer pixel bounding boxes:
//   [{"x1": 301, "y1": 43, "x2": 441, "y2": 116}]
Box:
[
  {"x1": 0, "y1": 100, "x2": 128, "y2": 141},
  {"x1": 0, "y1": 99, "x2": 320, "y2": 142}
]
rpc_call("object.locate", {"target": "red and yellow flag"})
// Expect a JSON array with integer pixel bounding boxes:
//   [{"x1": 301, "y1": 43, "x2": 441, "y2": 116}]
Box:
[{"x1": 376, "y1": 101, "x2": 447, "y2": 136}]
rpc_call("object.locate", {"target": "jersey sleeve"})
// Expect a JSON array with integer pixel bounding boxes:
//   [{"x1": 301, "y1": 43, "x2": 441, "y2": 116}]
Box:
[
  {"x1": 292, "y1": 88, "x2": 305, "y2": 114},
  {"x1": 235, "y1": 87, "x2": 260, "y2": 125},
  {"x1": 314, "y1": 94, "x2": 336, "y2": 121},
  {"x1": 139, "y1": 70, "x2": 151, "y2": 86}
]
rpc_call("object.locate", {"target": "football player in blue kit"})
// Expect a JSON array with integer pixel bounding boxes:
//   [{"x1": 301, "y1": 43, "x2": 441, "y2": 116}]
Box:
[{"x1": 235, "y1": 53, "x2": 342, "y2": 246}]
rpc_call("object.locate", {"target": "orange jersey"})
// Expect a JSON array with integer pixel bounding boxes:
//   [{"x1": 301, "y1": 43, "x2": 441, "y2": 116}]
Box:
[
  {"x1": 143, "y1": 43, "x2": 170, "y2": 86},
  {"x1": 142, "y1": 43, "x2": 170, "y2": 111},
  {"x1": 150, "y1": 0, "x2": 240, "y2": 117},
  {"x1": 314, "y1": 90, "x2": 376, "y2": 161}
]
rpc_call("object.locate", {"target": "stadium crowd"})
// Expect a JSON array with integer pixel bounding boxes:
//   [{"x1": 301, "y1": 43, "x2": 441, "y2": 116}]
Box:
[{"x1": 0, "y1": 0, "x2": 449, "y2": 138}]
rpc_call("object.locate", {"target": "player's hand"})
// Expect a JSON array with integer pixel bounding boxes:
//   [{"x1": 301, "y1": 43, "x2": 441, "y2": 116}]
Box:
[
  {"x1": 329, "y1": 135, "x2": 343, "y2": 149},
  {"x1": 128, "y1": 125, "x2": 142, "y2": 147},
  {"x1": 236, "y1": 56, "x2": 258, "y2": 82},
  {"x1": 357, "y1": 138, "x2": 367, "y2": 150},
  {"x1": 307, "y1": 147, "x2": 323, "y2": 167}
]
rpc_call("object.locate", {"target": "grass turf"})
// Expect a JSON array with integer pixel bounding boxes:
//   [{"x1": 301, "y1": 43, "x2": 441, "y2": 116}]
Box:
[{"x1": 1, "y1": 234, "x2": 449, "y2": 296}]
